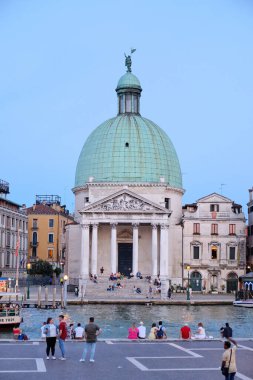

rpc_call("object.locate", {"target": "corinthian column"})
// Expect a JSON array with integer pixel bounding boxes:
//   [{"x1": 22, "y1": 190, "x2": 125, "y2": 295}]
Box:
[
  {"x1": 110, "y1": 223, "x2": 117, "y2": 273},
  {"x1": 91, "y1": 223, "x2": 98, "y2": 275},
  {"x1": 160, "y1": 224, "x2": 169, "y2": 277},
  {"x1": 151, "y1": 224, "x2": 158, "y2": 276},
  {"x1": 132, "y1": 223, "x2": 139, "y2": 275},
  {"x1": 80, "y1": 224, "x2": 90, "y2": 279}
]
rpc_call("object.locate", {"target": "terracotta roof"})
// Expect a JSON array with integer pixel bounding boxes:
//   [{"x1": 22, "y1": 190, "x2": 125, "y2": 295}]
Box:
[{"x1": 26, "y1": 204, "x2": 60, "y2": 215}]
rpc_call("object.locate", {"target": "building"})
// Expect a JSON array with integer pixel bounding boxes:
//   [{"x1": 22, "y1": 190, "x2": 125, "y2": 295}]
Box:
[
  {"x1": 247, "y1": 188, "x2": 253, "y2": 272},
  {"x1": 0, "y1": 179, "x2": 28, "y2": 276},
  {"x1": 66, "y1": 55, "x2": 184, "y2": 288},
  {"x1": 26, "y1": 195, "x2": 73, "y2": 271},
  {"x1": 182, "y1": 193, "x2": 246, "y2": 292}
]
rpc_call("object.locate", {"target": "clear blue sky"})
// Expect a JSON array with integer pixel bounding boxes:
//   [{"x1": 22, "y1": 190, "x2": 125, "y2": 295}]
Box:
[{"x1": 0, "y1": 0, "x2": 252, "y2": 212}]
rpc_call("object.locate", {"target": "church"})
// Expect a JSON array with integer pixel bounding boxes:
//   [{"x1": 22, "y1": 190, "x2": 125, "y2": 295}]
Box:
[
  {"x1": 66, "y1": 54, "x2": 184, "y2": 287},
  {"x1": 65, "y1": 55, "x2": 246, "y2": 293}
]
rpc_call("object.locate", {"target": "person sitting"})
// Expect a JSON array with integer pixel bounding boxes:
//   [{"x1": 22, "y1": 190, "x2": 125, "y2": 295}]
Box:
[
  {"x1": 148, "y1": 323, "x2": 158, "y2": 340},
  {"x1": 154, "y1": 278, "x2": 158, "y2": 286},
  {"x1": 128, "y1": 323, "x2": 139, "y2": 340},
  {"x1": 180, "y1": 323, "x2": 191, "y2": 340},
  {"x1": 194, "y1": 322, "x2": 206, "y2": 339},
  {"x1": 107, "y1": 285, "x2": 112, "y2": 291},
  {"x1": 137, "y1": 321, "x2": 146, "y2": 339},
  {"x1": 156, "y1": 321, "x2": 167, "y2": 339},
  {"x1": 13, "y1": 327, "x2": 21, "y2": 340},
  {"x1": 136, "y1": 287, "x2": 141, "y2": 294},
  {"x1": 74, "y1": 323, "x2": 84, "y2": 340},
  {"x1": 116, "y1": 281, "x2": 122, "y2": 288},
  {"x1": 18, "y1": 329, "x2": 28, "y2": 341},
  {"x1": 93, "y1": 275, "x2": 98, "y2": 283},
  {"x1": 136, "y1": 271, "x2": 142, "y2": 279}
]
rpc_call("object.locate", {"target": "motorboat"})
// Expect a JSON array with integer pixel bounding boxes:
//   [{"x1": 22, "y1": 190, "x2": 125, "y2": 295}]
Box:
[
  {"x1": 0, "y1": 292, "x2": 23, "y2": 329},
  {"x1": 233, "y1": 300, "x2": 253, "y2": 308}
]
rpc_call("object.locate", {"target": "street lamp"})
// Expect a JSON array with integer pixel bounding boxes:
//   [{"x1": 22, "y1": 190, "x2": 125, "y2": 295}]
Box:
[
  {"x1": 186, "y1": 265, "x2": 191, "y2": 301},
  {"x1": 63, "y1": 274, "x2": 68, "y2": 308},
  {"x1": 8, "y1": 277, "x2": 12, "y2": 292},
  {"x1": 27, "y1": 263, "x2": 31, "y2": 299}
]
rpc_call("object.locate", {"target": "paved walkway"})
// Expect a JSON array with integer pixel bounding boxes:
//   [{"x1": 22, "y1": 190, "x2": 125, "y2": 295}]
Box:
[{"x1": 0, "y1": 340, "x2": 252, "y2": 380}]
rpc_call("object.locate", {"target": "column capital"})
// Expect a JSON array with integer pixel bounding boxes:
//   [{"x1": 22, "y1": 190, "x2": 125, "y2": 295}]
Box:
[
  {"x1": 81, "y1": 223, "x2": 90, "y2": 230},
  {"x1": 151, "y1": 223, "x2": 158, "y2": 229},
  {"x1": 160, "y1": 223, "x2": 169, "y2": 230},
  {"x1": 132, "y1": 223, "x2": 139, "y2": 229},
  {"x1": 110, "y1": 223, "x2": 118, "y2": 228},
  {"x1": 91, "y1": 223, "x2": 99, "y2": 228}
]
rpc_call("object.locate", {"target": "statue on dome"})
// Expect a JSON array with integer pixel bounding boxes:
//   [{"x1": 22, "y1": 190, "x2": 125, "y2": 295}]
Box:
[{"x1": 125, "y1": 48, "x2": 136, "y2": 73}]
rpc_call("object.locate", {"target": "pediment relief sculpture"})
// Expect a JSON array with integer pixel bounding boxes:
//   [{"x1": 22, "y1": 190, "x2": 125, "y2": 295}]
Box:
[{"x1": 87, "y1": 194, "x2": 160, "y2": 212}]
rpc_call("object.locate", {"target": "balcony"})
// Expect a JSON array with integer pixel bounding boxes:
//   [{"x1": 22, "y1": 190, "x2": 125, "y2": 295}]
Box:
[
  {"x1": 32, "y1": 225, "x2": 38, "y2": 230},
  {"x1": 30, "y1": 242, "x2": 39, "y2": 248}
]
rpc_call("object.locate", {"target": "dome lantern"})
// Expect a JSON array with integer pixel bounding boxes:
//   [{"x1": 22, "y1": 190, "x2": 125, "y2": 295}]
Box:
[{"x1": 116, "y1": 51, "x2": 142, "y2": 115}]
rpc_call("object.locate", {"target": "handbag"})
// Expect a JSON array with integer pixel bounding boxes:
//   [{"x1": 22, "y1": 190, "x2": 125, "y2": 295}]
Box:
[{"x1": 221, "y1": 348, "x2": 232, "y2": 376}]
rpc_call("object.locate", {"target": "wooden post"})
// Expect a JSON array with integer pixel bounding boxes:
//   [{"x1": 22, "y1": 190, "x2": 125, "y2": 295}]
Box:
[
  {"x1": 38, "y1": 286, "x2": 41, "y2": 308},
  {"x1": 24, "y1": 288, "x2": 27, "y2": 302},
  {"x1": 45, "y1": 287, "x2": 48, "y2": 307},
  {"x1": 52, "y1": 287, "x2": 56, "y2": 308},
  {"x1": 61, "y1": 286, "x2": 64, "y2": 308},
  {"x1": 81, "y1": 285, "x2": 84, "y2": 304}
]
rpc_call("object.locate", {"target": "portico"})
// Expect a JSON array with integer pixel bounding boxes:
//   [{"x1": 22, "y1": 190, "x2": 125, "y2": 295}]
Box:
[{"x1": 78, "y1": 189, "x2": 171, "y2": 278}]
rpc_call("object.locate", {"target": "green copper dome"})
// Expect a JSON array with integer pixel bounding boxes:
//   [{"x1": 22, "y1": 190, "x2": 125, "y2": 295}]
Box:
[
  {"x1": 75, "y1": 114, "x2": 182, "y2": 188},
  {"x1": 116, "y1": 72, "x2": 141, "y2": 91},
  {"x1": 75, "y1": 58, "x2": 182, "y2": 189}
]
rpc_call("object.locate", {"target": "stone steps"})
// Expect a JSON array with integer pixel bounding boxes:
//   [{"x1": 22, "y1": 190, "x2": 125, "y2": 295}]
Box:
[{"x1": 84, "y1": 276, "x2": 161, "y2": 299}]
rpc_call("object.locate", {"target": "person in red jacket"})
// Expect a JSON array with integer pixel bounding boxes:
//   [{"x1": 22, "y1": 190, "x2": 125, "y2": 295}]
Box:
[
  {"x1": 58, "y1": 315, "x2": 67, "y2": 360},
  {"x1": 180, "y1": 323, "x2": 192, "y2": 340}
]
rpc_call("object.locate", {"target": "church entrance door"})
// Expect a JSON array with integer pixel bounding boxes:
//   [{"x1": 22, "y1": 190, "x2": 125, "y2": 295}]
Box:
[{"x1": 118, "y1": 243, "x2": 133, "y2": 276}]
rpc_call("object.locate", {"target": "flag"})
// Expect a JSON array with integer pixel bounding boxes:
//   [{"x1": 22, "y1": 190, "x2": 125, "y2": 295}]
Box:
[{"x1": 15, "y1": 238, "x2": 20, "y2": 257}]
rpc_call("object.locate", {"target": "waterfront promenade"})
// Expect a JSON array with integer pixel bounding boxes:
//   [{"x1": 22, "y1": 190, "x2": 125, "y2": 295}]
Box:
[
  {"x1": 20, "y1": 285, "x2": 235, "y2": 305},
  {"x1": 0, "y1": 339, "x2": 252, "y2": 380}
]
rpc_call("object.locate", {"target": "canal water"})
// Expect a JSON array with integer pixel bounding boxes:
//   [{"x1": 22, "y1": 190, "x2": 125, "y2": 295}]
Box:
[{"x1": 1, "y1": 304, "x2": 252, "y2": 339}]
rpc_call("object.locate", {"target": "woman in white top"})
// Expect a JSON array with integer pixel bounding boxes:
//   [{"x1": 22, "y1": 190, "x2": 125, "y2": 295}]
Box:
[
  {"x1": 44, "y1": 317, "x2": 57, "y2": 360},
  {"x1": 194, "y1": 322, "x2": 206, "y2": 339}
]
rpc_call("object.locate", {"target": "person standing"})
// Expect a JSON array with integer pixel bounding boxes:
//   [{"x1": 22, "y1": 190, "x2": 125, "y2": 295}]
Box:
[
  {"x1": 80, "y1": 317, "x2": 101, "y2": 363},
  {"x1": 58, "y1": 315, "x2": 67, "y2": 360},
  {"x1": 221, "y1": 338, "x2": 238, "y2": 380},
  {"x1": 44, "y1": 317, "x2": 57, "y2": 360}
]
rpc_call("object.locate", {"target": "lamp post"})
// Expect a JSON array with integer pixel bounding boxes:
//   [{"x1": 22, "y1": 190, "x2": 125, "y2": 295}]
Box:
[
  {"x1": 8, "y1": 277, "x2": 12, "y2": 292},
  {"x1": 27, "y1": 263, "x2": 31, "y2": 299},
  {"x1": 63, "y1": 274, "x2": 68, "y2": 308},
  {"x1": 186, "y1": 265, "x2": 191, "y2": 301}
]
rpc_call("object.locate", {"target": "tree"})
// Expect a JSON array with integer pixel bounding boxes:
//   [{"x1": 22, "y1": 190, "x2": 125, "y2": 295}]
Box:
[{"x1": 29, "y1": 260, "x2": 53, "y2": 277}]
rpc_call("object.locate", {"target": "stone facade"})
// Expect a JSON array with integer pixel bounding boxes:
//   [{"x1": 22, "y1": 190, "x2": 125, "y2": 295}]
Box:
[
  {"x1": 247, "y1": 188, "x2": 253, "y2": 270},
  {"x1": 182, "y1": 193, "x2": 246, "y2": 292},
  {"x1": 0, "y1": 197, "x2": 28, "y2": 276},
  {"x1": 66, "y1": 183, "x2": 184, "y2": 285}
]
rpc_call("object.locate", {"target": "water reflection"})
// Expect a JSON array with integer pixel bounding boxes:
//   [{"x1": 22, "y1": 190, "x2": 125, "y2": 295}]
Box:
[{"x1": 1, "y1": 305, "x2": 252, "y2": 339}]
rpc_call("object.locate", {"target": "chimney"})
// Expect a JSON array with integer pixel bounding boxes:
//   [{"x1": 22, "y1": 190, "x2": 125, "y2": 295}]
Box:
[{"x1": 249, "y1": 188, "x2": 253, "y2": 202}]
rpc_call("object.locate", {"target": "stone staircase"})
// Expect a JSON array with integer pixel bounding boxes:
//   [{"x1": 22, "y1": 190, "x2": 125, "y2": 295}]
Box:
[{"x1": 83, "y1": 276, "x2": 161, "y2": 300}]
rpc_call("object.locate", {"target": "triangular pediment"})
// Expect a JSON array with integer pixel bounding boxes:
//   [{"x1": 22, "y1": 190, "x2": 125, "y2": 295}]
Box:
[
  {"x1": 197, "y1": 193, "x2": 232, "y2": 204},
  {"x1": 79, "y1": 189, "x2": 170, "y2": 214}
]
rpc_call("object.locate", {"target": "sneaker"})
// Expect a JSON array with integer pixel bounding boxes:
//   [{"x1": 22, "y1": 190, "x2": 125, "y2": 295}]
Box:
[
  {"x1": 59, "y1": 357, "x2": 66, "y2": 360},
  {"x1": 90, "y1": 359, "x2": 95, "y2": 362},
  {"x1": 46, "y1": 357, "x2": 49, "y2": 360},
  {"x1": 79, "y1": 359, "x2": 85, "y2": 362},
  {"x1": 52, "y1": 356, "x2": 56, "y2": 360}
]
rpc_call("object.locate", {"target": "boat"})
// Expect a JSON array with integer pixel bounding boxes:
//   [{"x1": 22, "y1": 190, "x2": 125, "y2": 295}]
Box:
[
  {"x1": 0, "y1": 277, "x2": 23, "y2": 329},
  {"x1": 233, "y1": 300, "x2": 253, "y2": 308}
]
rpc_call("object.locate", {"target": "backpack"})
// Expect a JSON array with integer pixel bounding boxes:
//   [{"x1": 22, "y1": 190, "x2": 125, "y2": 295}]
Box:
[{"x1": 156, "y1": 326, "x2": 164, "y2": 338}]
